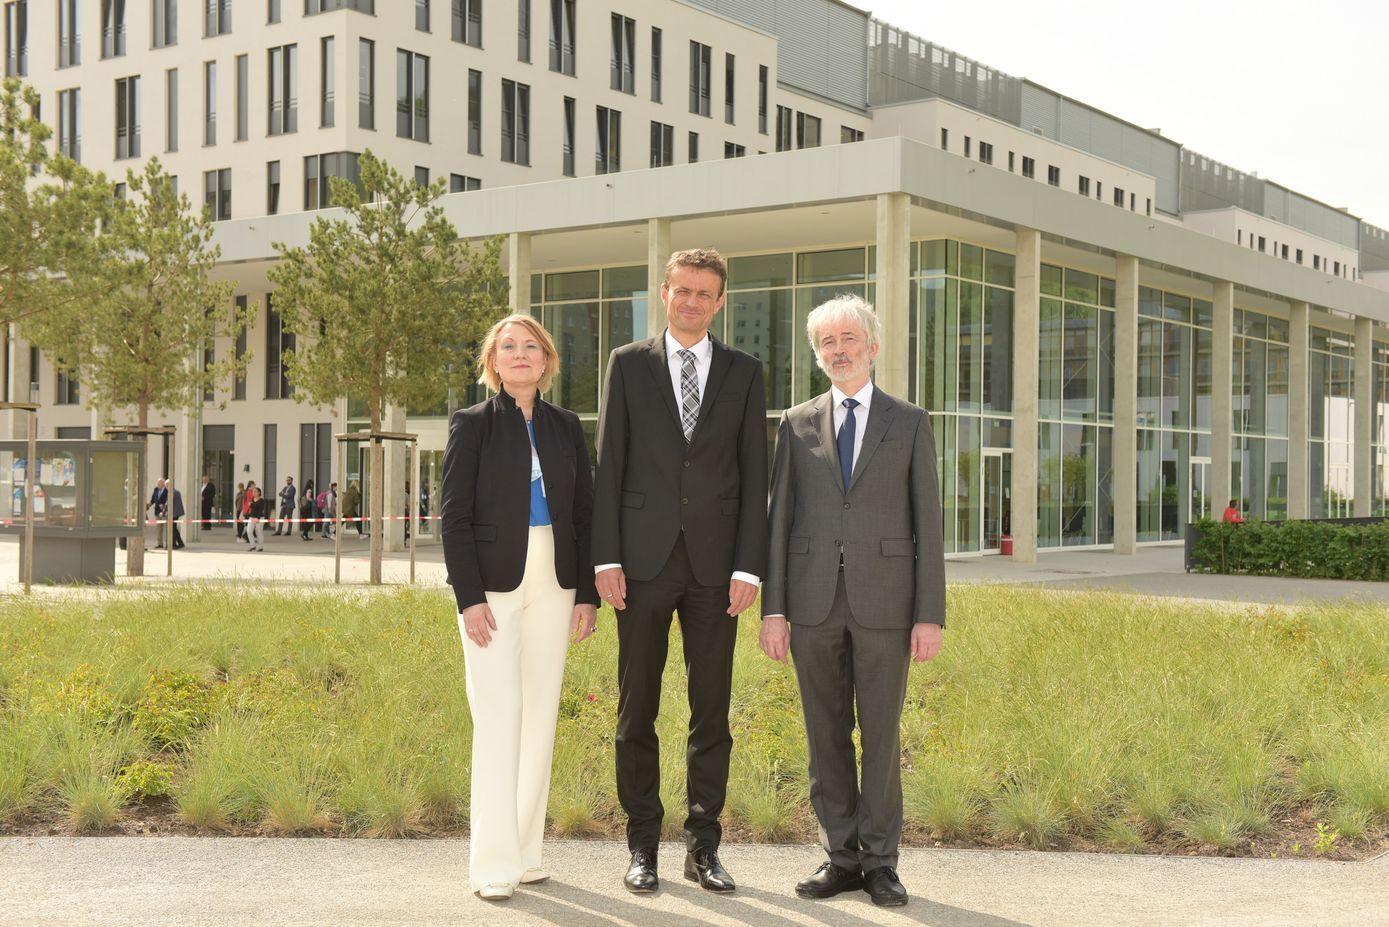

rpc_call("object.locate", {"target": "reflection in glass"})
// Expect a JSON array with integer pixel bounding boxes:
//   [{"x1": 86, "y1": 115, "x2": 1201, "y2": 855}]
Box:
[
  {"x1": 728, "y1": 288, "x2": 792, "y2": 410},
  {"x1": 545, "y1": 302, "x2": 600, "y2": 413}
]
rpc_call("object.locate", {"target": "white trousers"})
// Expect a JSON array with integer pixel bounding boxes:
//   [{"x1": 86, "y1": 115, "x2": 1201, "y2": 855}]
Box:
[
  {"x1": 461, "y1": 525, "x2": 574, "y2": 891},
  {"x1": 246, "y1": 517, "x2": 263, "y2": 548}
]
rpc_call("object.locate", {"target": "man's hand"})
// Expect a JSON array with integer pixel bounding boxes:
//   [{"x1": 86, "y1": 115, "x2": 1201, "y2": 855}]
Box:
[
  {"x1": 571, "y1": 604, "x2": 598, "y2": 643},
  {"x1": 727, "y1": 578, "x2": 758, "y2": 617},
  {"x1": 911, "y1": 623, "x2": 943, "y2": 662},
  {"x1": 595, "y1": 567, "x2": 627, "y2": 611},
  {"x1": 759, "y1": 616, "x2": 790, "y2": 663},
  {"x1": 461, "y1": 602, "x2": 498, "y2": 648}
]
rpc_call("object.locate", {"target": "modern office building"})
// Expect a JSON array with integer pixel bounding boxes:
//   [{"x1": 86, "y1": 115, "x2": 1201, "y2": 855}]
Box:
[{"x1": 3, "y1": 0, "x2": 1388, "y2": 558}]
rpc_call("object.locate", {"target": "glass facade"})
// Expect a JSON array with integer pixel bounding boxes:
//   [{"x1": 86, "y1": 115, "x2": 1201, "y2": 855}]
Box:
[
  {"x1": 1309, "y1": 327, "x2": 1354, "y2": 518},
  {"x1": 1374, "y1": 339, "x2": 1389, "y2": 516},
  {"x1": 1232, "y1": 308, "x2": 1289, "y2": 520}
]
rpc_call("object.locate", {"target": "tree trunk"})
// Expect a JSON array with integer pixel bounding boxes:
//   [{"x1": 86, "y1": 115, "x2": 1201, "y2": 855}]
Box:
[
  {"x1": 369, "y1": 404, "x2": 383, "y2": 584},
  {"x1": 126, "y1": 405, "x2": 150, "y2": 577}
]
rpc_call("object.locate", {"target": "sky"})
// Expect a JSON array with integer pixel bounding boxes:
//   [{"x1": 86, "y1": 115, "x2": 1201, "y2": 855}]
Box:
[{"x1": 860, "y1": 0, "x2": 1389, "y2": 229}]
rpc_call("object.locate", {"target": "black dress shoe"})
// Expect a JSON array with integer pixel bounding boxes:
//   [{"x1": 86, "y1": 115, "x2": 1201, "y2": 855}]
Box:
[
  {"x1": 684, "y1": 847, "x2": 735, "y2": 893},
  {"x1": 863, "y1": 866, "x2": 908, "y2": 907},
  {"x1": 795, "y1": 861, "x2": 864, "y2": 899},
  {"x1": 624, "y1": 848, "x2": 658, "y2": 894}
]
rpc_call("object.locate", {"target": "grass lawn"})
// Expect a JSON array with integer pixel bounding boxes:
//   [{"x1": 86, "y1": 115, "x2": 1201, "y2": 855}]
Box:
[{"x1": 0, "y1": 585, "x2": 1385, "y2": 859}]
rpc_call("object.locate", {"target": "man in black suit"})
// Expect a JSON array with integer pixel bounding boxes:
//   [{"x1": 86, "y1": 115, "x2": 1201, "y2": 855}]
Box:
[
  {"x1": 199, "y1": 475, "x2": 216, "y2": 530},
  {"x1": 593, "y1": 248, "x2": 768, "y2": 895}
]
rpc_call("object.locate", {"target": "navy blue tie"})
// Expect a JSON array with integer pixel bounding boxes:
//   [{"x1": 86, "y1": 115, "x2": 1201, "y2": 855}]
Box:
[{"x1": 837, "y1": 398, "x2": 859, "y2": 491}]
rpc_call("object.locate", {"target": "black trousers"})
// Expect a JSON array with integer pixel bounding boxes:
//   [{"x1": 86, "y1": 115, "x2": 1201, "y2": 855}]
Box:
[{"x1": 615, "y1": 534, "x2": 738, "y2": 853}]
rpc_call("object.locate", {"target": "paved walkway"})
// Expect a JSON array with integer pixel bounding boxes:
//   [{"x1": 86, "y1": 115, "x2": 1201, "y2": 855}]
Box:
[
  {"x1": 2, "y1": 837, "x2": 1385, "y2": 927},
  {"x1": 5, "y1": 534, "x2": 1389, "y2": 605}
]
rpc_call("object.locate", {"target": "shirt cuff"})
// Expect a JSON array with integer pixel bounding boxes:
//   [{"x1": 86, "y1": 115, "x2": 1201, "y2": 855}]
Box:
[
  {"x1": 594, "y1": 563, "x2": 621, "y2": 574},
  {"x1": 731, "y1": 571, "x2": 760, "y2": 586},
  {"x1": 763, "y1": 614, "x2": 785, "y2": 620}
]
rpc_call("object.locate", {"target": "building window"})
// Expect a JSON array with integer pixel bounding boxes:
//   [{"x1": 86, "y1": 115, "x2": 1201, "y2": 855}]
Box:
[
  {"x1": 357, "y1": 38, "x2": 373, "y2": 129},
  {"x1": 1114, "y1": 186, "x2": 1124, "y2": 207},
  {"x1": 205, "y1": 0, "x2": 230, "y2": 37},
  {"x1": 396, "y1": 49, "x2": 428, "y2": 142},
  {"x1": 796, "y1": 112, "x2": 820, "y2": 148},
  {"x1": 1047, "y1": 164, "x2": 1060, "y2": 186},
  {"x1": 1296, "y1": 248, "x2": 1303, "y2": 265},
  {"x1": 266, "y1": 160, "x2": 280, "y2": 214},
  {"x1": 303, "y1": 151, "x2": 360, "y2": 209},
  {"x1": 688, "y1": 130, "x2": 697, "y2": 163},
  {"x1": 56, "y1": 370, "x2": 79, "y2": 404},
  {"x1": 1334, "y1": 260, "x2": 1341, "y2": 276},
  {"x1": 114, "y1": 75, "x2": 139, "y2": 159},
  {"x1": 268, "y1": 0, "x2": 280, "y2": 23},
  {"x1": 978, "y1": 140, "x2": 992, "y2": 164},
  {"x1": 500, "y1": 78, "x2": 530, "y2": 165},
  {"x1": 758, "y1": 64, "x2": 768, "y2": 134},
  {"x1": 841, "y1": 125, "x2": 863, "y2": 144},
  {"x1": 1146, "y1": 197, "x2": 1152, "y2": 216},
  {"x1": 467, "y1": 68, "x2": 481, "y2": 155},
  {"x1": 449, "y1": 173, "x2": 480, "y2": 192},
  {"x1": 1096, "y1": 181, "x2": 1102, "y2": 200},
  {"x1": 561, "y1": 95, "x2": 575, "y2": 176},
  {"x1": 650, "y1": 120, "x2": 673, "y2": 168},
  {"x1": 775, "y1": 105, "x2": 791, "y2": 152},
  {"x1": 152, "y1": 0, "x2": 175, "y2": 48},
  {"x1": 203, "y1": 60, "x2": 216, "y2": 144},
  {"x1": 4, "y1": 0, "x2": 28, "y2": 76},
  {"x1": 57, "y1": 88, "x2": 80, "y2": 160},
  {"x1": 517, "y1": 0, "x2": 530, "y2": 61},
  {"x1": 724, "y1": 52, "x2": 734, "y2": 123},
  {"x1": 1078, "y1": 176, "x2": 1090, "y2": 196},
  {"x1": 548, "y1": 0, "x2": 575, "y2": 76},
  {"x1": 689, "y1": 41, "x2": 710, "y2": 116},
  {"x1": 610, "y1": 13, "x2": 634, "y2": 93},
  {"x1": 233, "y1": 295, "x2": 247, "y2": 400},
  {"x1": 58, "y1": 0, "x2": 79, "y2": 68},
  {"x1": 265, "y1": 295, "x2": 292, "y2": 399},
  {"x1": 1008, "y1": 150, "x2": 1015, "y2": 171},
  {"x1": 113, "y1": 181, "x2": 126, "y2": 199},
  {"x1": 650, "y1": 27, "x2": 661, "y2": 102},
  {"x1": 268, "y1": 44, "x2": 298, "y2": 135},
  {"x1": 100, "y1": 0, "x2": 125, "y2": 58},
  {"x1": 414, "y1": 165, "x2": 429, "y2": 186},
  {"x1": 940, "y1": 127, "x2": 947, "y2": 150},
  {"x1": 1258, "y1": 236, "x2": 1266, "y2": 253},
  {"x1": 1129, "y1": 192, "x2": 1136, "y2": 211},
  {"x1": 452, "y1": 0, "x2": 481, "y2": 47},
  {"x1": 1281, "y1": 243, "x2": 1289, "y2": 260},
  {"x1": 415, "y1": 0, "x2": 428, "y2": 32},
  {"x1": 595, "y1": 104, "x2": 620, "y2": 174},
  {"x1": 724, "y1": 141, "x2": 744, "y2": 158},
  {"x1": 305, "y1": 0, "x2": 375, "y2": 12},
  {"x1": 203, "y1": 167, "x2": 231, "y2": 221},
  {"x1": 234, "y1": 53, "x2": 248, "y2": 140},
  {"x1": 963, "y1": 135, "x2": 971, "y2": 158},
  {"x1": 320, "y1": 36, "x2": 335, "y2": 127}
]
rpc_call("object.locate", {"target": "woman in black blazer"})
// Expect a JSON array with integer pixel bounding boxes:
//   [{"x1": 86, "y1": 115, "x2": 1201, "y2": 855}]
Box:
[{"x1": 441, "y1": 313, "x2": 599, "y2": 901}]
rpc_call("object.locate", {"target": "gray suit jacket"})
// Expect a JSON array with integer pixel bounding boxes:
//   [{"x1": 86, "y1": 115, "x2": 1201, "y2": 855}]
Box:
[{"x1": 764, "y1": 386, "x2": 946, "y2": 629}]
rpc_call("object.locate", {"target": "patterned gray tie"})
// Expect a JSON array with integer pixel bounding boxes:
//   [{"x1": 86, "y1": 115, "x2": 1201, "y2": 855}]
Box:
[{"x1": 678, "y1": 349, "x2": 700, "y2": 443}]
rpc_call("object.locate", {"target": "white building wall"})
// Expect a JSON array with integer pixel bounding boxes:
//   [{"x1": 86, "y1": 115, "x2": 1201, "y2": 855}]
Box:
[{"x1": 1181, "y1": 207, "x2": 1360, "y2": 280}]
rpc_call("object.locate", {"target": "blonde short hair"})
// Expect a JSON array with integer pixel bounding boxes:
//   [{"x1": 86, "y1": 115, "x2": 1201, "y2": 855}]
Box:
[{"x1": 477, "y1": 314, "x2": 560, "y2": 393}]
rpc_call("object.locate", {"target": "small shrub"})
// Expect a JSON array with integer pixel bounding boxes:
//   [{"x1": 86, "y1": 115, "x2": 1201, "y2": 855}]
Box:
[
  {"x1": 131, "y1": 670, "x2": 217, "y2": 749},
  {"x1": 116, "y1": 760, "x2": 175, "y2": 801},
  {"x1": 49, "y1": 664, "x2": 120, "y2": 725}
]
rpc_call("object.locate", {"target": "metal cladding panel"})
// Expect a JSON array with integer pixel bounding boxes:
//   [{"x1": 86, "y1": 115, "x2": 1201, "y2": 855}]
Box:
[
  {"x1": 1264, "y1": 186, "x2": 1359, "y2": 249},
  {"x1": 1019, "y1": 83, "x2": 1058, "y2": 137}
]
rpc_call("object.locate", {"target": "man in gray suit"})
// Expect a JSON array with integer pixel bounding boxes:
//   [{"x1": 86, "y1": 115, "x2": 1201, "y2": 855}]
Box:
[{"x1": 760, "y1": 294, "x2": 946, "y2": 907}]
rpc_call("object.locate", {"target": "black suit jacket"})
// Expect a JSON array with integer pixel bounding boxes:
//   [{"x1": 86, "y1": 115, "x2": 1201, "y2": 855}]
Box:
[
  {"x1": 441, "y1": 389, "x2": 599, "y2": 612},
  {"x1": 592, "y1": 332, "x2": 768, "y2": 585}
]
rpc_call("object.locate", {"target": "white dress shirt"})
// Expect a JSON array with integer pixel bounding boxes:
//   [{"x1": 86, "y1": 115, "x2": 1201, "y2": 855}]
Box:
[
  {"x1": 596, "y1": 330, "x2": 759, "y2": 587},
  {"x1": 831, "y1": 380, "x2": 874, "y2": 476}
]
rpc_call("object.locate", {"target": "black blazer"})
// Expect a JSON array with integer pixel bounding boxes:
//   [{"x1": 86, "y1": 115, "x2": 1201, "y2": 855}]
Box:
[
  {"x1": 441, "y1": 389, "x2": 599, "y2": 612},
  {"x1": 592, "y1": 333, "x2": 768, "y2": 585}
]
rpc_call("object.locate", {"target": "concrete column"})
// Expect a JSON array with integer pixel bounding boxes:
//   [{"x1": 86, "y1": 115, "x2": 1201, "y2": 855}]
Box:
[
  {"x1": 1354, "y1": 316, "x2": 1373, "y2": 517},
  {"x1": 1011, "y1": 227, "x2": 1041, "y2": 563},
  {"x1": 647, "y1": 218, "x2": 671, "y2": 336},
  {"x1": 874, "y1": 192, "x2": 911, "y2": 398},
  {"x1": 382, "y1": 404, "x2": 407, "y2": 552},
  {"x1": 3, "y1": 329, "x2": 35, "y2": 440},
  {"x1": 1211, "y1": 282, "x2": 1235, "y2": 517},
  {"x1": 507, "y1": 232, "x2": 531, "y2": 315},
  {"x1": 177, "y1": 406, "x2": 201, "y2": 541},
  {"x1": 1288, "y1": 302, "x2": 1310, "y2": 519},
  {"x1": 1113, "y1": 256, "x2": 1139, "y2": 554}
]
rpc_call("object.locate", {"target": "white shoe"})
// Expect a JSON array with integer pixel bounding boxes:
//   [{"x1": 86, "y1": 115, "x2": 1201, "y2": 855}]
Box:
[
  {"x1": 520, "y1": 868, "x2": 550, "y2": 884},
  {"x1": 476, "y1": 883, "x2": 514, "y2": 901}
]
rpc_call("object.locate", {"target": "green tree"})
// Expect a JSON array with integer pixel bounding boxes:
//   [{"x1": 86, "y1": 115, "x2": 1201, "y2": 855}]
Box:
[
  {"x1": 268, "y1": 151, "x2": 505, "y2": 582},
  {"x1": 24, "y1": 157, "x2": 246, "y2": 576}
]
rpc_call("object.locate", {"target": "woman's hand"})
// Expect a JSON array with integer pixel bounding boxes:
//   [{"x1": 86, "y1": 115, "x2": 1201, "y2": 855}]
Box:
[
  {"x1": 571, "y1": 604, "x2": 598, "y2": 644},
  {"x1": 461, "y1": 603, "x2": 498, "y2": 648}
]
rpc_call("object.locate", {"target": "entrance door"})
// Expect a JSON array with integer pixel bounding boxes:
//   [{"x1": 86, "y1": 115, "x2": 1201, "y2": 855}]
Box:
[
  {"x1": 982, "y1": 450, "x2": 1011, "y2": 551},
  {"x1": 202, "y1": 424, "x2": 235, "y2": 529},
  {"x1": 1189, "y1": 457, "x2": 1212, "y2": 524}
]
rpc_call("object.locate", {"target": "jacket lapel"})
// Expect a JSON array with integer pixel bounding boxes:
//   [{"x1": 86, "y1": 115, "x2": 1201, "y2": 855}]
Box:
[
  {"x1": 644, "y1": 335, "x2": 681, "y2": 429},
  {"x1": 813, "y1": 392, "x2": 844, "y2": 493},
  {"x1": 848, "y1": 388, "x2": 895, "y2": 492},
  {"x1": 690, "y1": 336, "x2": 734, "y2": 443}
]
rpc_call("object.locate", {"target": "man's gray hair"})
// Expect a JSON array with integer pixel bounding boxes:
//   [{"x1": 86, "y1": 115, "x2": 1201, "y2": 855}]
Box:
[{"x1": 805, "y1": 293, "x2": 882, "y2": 354}]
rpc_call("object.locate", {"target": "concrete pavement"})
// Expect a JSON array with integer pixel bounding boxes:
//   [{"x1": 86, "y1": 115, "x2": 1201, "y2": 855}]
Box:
[{"x1": 2, "y1": 837, "x2": 1386, "y2": 927}]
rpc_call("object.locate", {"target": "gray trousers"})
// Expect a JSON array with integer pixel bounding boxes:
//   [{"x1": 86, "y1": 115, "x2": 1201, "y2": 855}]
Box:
[{"x1": 789, "y1": 570, "x2": 911, "y2": 873}]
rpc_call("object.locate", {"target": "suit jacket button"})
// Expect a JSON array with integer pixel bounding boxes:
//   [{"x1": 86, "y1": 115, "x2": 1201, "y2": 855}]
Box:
[
  {"x1": 682, "y1": 497, "x2": 689, "y2": 505},
  {"x1": 843, "y1": 502, "x2": 850, "y2": 509},
  {"x1": 683, "y1": 460, "x2": 691, "y2": 468}
]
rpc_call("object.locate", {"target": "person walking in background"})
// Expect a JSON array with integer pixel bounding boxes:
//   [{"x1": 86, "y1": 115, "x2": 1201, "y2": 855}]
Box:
[
  {"x1": 592, "y1": 248, "x2": 768, "y2": 895},
  {"x1": 276, "y1": 476, "x2": 296, "y2": 536},
  {"x1": 241, "y1": 481, "x2": 257, "y2": 542},
  {"x1": 200, "y1": 475, "x2": 216, "y2": 530},
  {"x1": 245, "y1": 485, "x2": 267, "y2": 551},
  {"x1": 761, "y1": 296, "x2": 946, "y2": 908},
  {"x1": 1222, "y1": 499, "x2": 1243, "y2": 524},
  {"x1": 169, "y1": 486, "x2": 186, "y2": 549},
  {"x1": 344, "y1": 480, "x2": 362, "y2": 536},
  {"x1": 233, "y1": 482, "x2": 247, "y2": 541},
  {"x1": 443, "y1": 314, "x2": 599, "y2": 901},
  {"x1": 322, "y1": 482, "x2": 338, "y2": 538},
  {"x1": 299, "y1": 480, "x2": 317, "y2": 540},
  {"x1": 419, "y1": 482, "x2": 430, "y2": 534}
]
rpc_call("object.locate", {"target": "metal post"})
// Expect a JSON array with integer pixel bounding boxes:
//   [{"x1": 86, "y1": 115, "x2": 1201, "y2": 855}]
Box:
[
  {"x1": 165, "y1": 432, "x2": 174, "y2": 577},
  {"x1": 409, "y1": 439, "x2": 419, "y2": 584},
  {"x1": 23, "y1": 410, "x2": 36, "y2": 594},
  {"x1": 334, "y1": 442, "x2": 345, "y2": 584}
]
